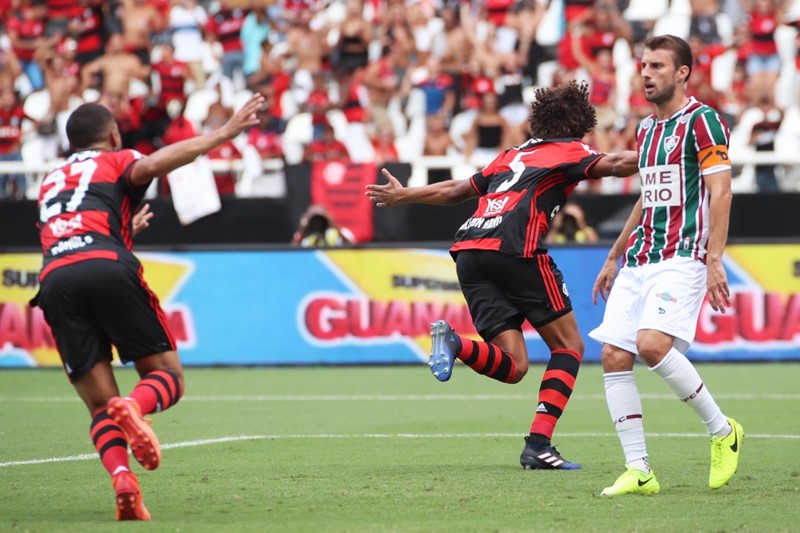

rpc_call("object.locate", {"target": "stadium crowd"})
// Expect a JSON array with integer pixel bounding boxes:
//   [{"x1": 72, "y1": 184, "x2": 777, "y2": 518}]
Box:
[{"x1": 0, "y1": 0, "x2": 799, "y2": 199}]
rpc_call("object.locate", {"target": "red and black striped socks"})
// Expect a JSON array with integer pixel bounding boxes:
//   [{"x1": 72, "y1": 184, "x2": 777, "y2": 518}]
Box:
[
  {"x1": 90, "y1": 411, "x2": 130, "y2": 475},
  {"x1": 458, "y1": 337, "x2": 518, "y2": 383},
  {"x1": 127, "y1": 370, "x2": 184, "y2": 415},
  {"x1": 529, "y1": 349, "x2": 582, "y2": 440}
]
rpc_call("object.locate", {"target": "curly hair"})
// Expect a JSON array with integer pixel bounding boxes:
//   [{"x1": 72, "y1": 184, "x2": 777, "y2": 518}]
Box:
[{"x1": 528, "y1": 81, "x2": 597, "y2": 140}]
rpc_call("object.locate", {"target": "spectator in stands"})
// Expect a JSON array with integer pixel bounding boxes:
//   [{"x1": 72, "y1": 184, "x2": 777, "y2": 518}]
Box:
[
  {"x1": 34, "y1": 34, "x2": 81, "y2": 159},
  {"x1": 689, "y1": 0, "x2": 722, "y2": 44},
  {"x1": 81, "y1": 33, "x2": 151, "y2": 96},
  {"x1": 423, "y1": 112, "x2": 454, "y2": 184},
  {"x1": 749, "y1": 95, "x2": 783, "y2": 192},
  {"x1": 101, "y1": 89, "x2": 145, "y2": 149},
  {"x1": 0, "y1": 43, "x2": 24, "y2": 91},
  {"x1": 410, "y1": 55, "x2": 456, "y2": 119},
  {"x1": 120, "y1": 0, "x2": 165, "y2": 66},
  {"x1": 331, "y1": 0, "x2": 372, "y2": 77},
  {"x1": 363, "y1": 44, "x2": 404, "y2": 132},
  {"x1": 285, "y1": 8, "x2": 331, "y2": 76},
  {"x1": 43, "y1": 0, "x2": 86, "y2": 37},
  {"x1": 573, "y1": 32, "x2": 617, "y2": 153},
  {"x1": 305, "y1": 71, "x2": 335, "y2": 141},
  {"x1": 303, "y1": 122, "x2": 350, "y2": 163},
  {"x1": 203, "y1": 114, "x2": 241, "y2": 197},
  {"x1": 743, "y1": 0, "x2": 783, "y2": 106},
  {"x1": 206, "y1": 1, "x2": 247, "y2": 85},
  {"x1": 246, "y1": 104, "x2": 284, "y2": 160},
  {"x1": 370, "y1": 123, "x2": 399, "y2": 166},
  {"x1": 378, "y1": 1, "x2": 416, "y2": 74},
  {"x1": 292, "y1": 204, "x2": 355, "y2": 247},
  {"x1": 241, "y1": 6, "x2": 271, "y2": 83},
  {"x1": 168, "y1": 0, "x2": 208, "y2": 86},
  {"x1": 462, "y1": 91, "x2": 512, "y2": 165},
  {"x1": 6, "y1": 1, "x2": 46, "y2": 92},
  {"x1": 151, "y1": 42, "x2": 190, "y2": 113},
  {"x1": 67, "y1": 2, "x2": 106, "y2": 67},
  {"x1": 0, "y1": 86, "x2": 27, "y2": 199},
  {"x1": 434, "y1": 3, "x2": 472, "y2": 114},
  {"x1": 545, "y1": 202, "x2": 599, "y2": 244}
]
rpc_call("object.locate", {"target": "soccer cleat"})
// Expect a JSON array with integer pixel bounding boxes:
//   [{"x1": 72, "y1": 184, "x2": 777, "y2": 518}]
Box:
[
  {"x1": 520, "y1": 437, "x2": 582, "y2": 470},
  {"x1": 107, "y1": 397, "x2": 161, "y2": 471},
  {"x1": 113, "y1": 470, "x2": 151, "y2": 521},
  {"x1": 601, "y1": 467, "x2": 660, "y2": 496},
  {"x1": 428, "y1": 320, "x2": 460, "y2": 382},
  {"x1": 709, "y1": 417, "x2": 744, "y2": 489}
]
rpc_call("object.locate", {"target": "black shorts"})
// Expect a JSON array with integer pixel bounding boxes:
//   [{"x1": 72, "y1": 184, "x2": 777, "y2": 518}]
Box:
[
  {"x1": 455, "y1": 250, "x2": 572, "y2": 341},
  {"x1": 35, "y1": 259, "x2": 175, "y2": 382}
]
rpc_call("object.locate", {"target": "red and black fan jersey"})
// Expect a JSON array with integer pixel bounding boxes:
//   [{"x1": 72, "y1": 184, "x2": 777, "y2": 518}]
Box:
[
  {"x1": 37, "y1": 149, "x2": 148, "y2": 280},
  {"x1": 451, "y1": 138, "x2": 605, "y2": 259}
]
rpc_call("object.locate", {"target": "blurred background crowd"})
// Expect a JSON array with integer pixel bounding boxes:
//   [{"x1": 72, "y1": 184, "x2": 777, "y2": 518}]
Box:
[{"x1": 1, "y1": 0, "x2": 799, "y2": 201}]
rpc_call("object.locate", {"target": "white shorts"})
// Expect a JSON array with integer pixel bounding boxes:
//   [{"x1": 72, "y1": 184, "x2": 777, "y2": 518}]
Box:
[{"x1": 588, "y1": 257, "x2": 707, "y2": 354}]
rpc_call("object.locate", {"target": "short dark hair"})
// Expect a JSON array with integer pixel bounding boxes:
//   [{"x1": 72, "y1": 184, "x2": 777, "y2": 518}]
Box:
[
  {"x1": 528, "y1": 81, "x2": 597, "y2": 140},
  {"x1": 66, "y1": 103, "x2": 116, "y2": 150},
  {"x1": 644, "y1": 34, "x2": 693, "y2": 81}
]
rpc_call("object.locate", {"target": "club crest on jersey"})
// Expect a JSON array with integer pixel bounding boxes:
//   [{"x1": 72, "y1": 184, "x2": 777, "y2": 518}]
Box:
[{"x1": 664, "y1": 135, "x2": 680, "y2": 153}]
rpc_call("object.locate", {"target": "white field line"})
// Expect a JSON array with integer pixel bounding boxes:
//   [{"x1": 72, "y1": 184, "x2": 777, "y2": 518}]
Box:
[
  {"x1": 2, "y1": 393, "x2": 800, "y2": 403},
  {"x1": 2, "y1": 431, "x2": 799, "y2": 468}
]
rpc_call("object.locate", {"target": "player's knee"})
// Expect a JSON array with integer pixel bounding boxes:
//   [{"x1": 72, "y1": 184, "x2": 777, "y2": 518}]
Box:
[
  {"x1": 509, "y1": 358, "x2": 528, "y2": 383},
  {"x1": 635, "y1": 331, "x2": 672, "y2": 367},
  {"x1": 600, "y1": 344, "x2": 633, "y2": 372}
]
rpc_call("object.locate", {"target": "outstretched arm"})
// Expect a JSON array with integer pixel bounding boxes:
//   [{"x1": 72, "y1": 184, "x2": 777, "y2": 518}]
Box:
[
  {"x1": 365, "y1": 168, "x2": 478, "y2": 208},
  {"x1": 589, "y1": 150, "x2": 639, "y2": 178},
  {"x1": 129, "y1": 94, "x2": 265, "y2": 187}
]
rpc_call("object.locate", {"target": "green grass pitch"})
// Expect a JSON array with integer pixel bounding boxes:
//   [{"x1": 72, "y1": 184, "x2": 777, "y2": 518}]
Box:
[{"x1": 1, "y1": 363, "x2": 799, "y2": 533}]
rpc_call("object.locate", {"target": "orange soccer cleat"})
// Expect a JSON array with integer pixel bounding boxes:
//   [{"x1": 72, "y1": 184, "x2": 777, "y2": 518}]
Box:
[
  {"x1": 113, "y1": 471, "x2": 151, "y2": 521},
  {"x1": 106, "y1": 397, "x2": 161, "y2": 470}
]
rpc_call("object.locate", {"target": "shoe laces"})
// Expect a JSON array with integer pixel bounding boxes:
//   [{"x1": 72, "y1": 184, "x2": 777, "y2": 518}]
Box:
[{"x1": 710, "y1": 437, "x2": 724, "y2": 469}]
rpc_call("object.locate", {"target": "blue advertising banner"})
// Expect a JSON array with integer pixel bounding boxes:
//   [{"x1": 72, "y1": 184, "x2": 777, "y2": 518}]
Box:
[{"x1": 1, "y1": 245, "x2": 799, "y2": 368}]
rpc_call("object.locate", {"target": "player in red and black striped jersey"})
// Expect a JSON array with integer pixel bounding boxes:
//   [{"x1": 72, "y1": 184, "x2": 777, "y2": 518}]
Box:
[
  {"x1": 367, "y1": 81, "x2": 638, "y2": 470},
  {"x1": 31, "y1": 93, "x2": 265, "y2": 521}
]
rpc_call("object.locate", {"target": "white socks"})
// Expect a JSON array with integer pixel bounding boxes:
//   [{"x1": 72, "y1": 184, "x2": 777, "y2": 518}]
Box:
[
  {"x1": 604, "y1": 371, "x2": 649, "y2": 469},
  {"x1": 650, "y1": 347, "x2": 730, "y2": 437}
]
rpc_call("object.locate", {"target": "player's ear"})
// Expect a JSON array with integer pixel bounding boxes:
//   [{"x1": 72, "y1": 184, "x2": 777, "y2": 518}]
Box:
[{"x1": 109, "y1": 123, "x2": 122, "y2": 149}]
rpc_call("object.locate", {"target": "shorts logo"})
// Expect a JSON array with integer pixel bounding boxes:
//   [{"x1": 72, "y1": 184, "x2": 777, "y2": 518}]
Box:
[
  {"x1": 655, "y1": 292, "x2": 678, "y2": 303},
  {"x1": 484, "y1": 197, "x2": 508, "y2": 217},
  {"x1": 658, "y1": 307, "x2": 666, "y2": 315},
  {"x1": 562, "y1": 282, "x2": 569, "y2": 297},
  {"x1": 664, "y1": 135, "x2": 680, "y2": 153}
]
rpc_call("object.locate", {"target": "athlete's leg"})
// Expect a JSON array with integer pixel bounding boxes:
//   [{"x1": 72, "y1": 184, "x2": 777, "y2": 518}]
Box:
[
  {"x1": 637, "y1": 329, "x2": 743, "y2": 488},
  {"x1": 72, "y1": 361, "x2": 151, "y2": 519},
  {"x1": 637, "y1": 329, "x2": 729, "y2": 436},
  {"x1": 429, "y1": 321, "x2": 525, "y2": 383},
  {"x1": 128, "y1": 350, "x2": 185, "y2": 415},
  {"x1": 529, "y1": 311, "x2": 583, "y2": 442}
]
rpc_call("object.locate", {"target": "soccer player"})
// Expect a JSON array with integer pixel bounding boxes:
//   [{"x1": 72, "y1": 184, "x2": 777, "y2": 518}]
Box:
[
  {"x1": 366, "y1": 81, "x2": 638, "y2": 470},
  {"x1": 589, "y1": 34, "x2": 743, "y2": 496},
  {"x1": 31, "y1": 93, "x2": 265, "y2": 520}
]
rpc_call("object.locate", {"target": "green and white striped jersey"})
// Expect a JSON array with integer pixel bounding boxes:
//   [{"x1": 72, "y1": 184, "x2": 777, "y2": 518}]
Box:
[{"x1": 625, "y1": 97, "x2": 731, "y2": 267}]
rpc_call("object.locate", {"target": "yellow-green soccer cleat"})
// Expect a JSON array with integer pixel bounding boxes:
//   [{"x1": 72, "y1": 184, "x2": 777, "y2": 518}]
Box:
[
  {"x1": 601, "y1": 467, "x2": 660, "y2": 496},
  {"x1": 709, "y1": 417, "x2": 744, "y2": 489}
]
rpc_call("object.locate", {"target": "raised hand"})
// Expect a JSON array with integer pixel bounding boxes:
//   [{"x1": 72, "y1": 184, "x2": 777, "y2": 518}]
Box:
[
  {"x1": 222, "y1": 94, "x2": 266, "y2": 140},
  {"x1": 365, "y1": 168, "x2": 404, "y2": 208}
]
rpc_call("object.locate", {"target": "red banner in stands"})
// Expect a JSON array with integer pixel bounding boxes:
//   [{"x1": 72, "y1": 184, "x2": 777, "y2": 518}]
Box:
[{"x1": 310, "y1": 162, "x2": 375, "y2": 243}]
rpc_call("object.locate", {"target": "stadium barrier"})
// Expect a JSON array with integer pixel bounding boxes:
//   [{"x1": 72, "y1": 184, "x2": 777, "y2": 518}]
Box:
[{"x1": 1, "y1": 243, "x2": 799, "y2": 369}]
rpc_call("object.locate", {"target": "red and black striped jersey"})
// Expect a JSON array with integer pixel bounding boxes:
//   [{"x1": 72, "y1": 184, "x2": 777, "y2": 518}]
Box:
[
  {"x1": 37, "y1": 149, "x2": 147, "y2": 280},
  {"x1": 451, "y1": 138, "x2": 605, "y2": 259}
]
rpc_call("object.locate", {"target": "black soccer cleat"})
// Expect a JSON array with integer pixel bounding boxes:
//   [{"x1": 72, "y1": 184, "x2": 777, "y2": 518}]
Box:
[{"x1": 520, "y1": 436, "x2": 582, "y2": 470}]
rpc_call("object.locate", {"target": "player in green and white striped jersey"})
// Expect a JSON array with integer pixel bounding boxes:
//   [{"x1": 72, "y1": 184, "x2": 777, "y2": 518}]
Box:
[{"x1": 588, "y1": 35, "x2": 744, "y2": 496}]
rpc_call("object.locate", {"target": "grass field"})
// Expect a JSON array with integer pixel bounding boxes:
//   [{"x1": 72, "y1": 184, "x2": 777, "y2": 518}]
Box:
[{"x1": 1, "y1": 363, "x2": 799, "y2": 533}]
